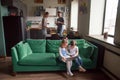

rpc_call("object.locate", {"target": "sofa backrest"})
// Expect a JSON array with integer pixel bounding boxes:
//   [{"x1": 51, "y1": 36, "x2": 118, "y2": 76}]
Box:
[
  {"x1": 46, "y1": 39, "x2": 86, "y2": 53},
  {"x1": 68, "y1": 39, "x2": 94, "y2": 58},
  {"x1": 26, "y1": 39, "x2": 46, "y2": 53},
  {"x1": 20, "y1": 39, "x2": 95, "y2": 59},
  {"x1": 13, "y1": 39, "x2": 96, "y2": 61},
  {"x1": 46, "y1": 40, "x2": 61, "y2": 53}
]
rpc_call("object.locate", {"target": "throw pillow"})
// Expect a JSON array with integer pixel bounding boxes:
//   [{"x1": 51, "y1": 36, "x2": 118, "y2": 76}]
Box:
[{"x1": 16, "y1": 43, "x2": 27, "y2": 60}]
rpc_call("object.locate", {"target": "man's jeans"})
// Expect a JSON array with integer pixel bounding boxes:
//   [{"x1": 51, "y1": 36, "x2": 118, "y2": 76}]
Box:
[{"x1": 59, "y1": 27, "x2": 64, "y2": 37}]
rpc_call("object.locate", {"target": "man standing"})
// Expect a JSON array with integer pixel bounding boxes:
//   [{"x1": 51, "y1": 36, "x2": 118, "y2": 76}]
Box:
[{"x1": 56, "y1": 11, "x2": 64, "y2": 37}]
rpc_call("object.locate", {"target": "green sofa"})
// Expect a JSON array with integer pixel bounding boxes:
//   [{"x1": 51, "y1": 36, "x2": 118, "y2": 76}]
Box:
[{"x1": 11, "y1": 39, "x2": 98, "y2": 74}]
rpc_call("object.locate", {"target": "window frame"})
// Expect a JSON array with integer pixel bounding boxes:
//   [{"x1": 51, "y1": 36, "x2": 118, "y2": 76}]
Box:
[{"x1": 102, "y1": 0, "x2": 118, "y2": 37}]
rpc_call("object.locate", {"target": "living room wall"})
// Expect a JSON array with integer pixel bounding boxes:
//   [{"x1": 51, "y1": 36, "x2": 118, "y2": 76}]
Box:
[
  {"x1": 22, "y1": 0, "x2": 70, "y2": 16},
  {"x1": 78, "y1": 0, "x2": 90, "y2": 36},
  {"x1": 0, "y1": 1, "x2": 8, "y2": 57}
]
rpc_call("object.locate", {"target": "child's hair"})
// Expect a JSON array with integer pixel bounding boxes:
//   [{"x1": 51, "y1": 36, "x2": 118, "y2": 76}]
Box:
[
  {"x1": 43, "y1": 12, "x2": 49, "y2": 17},
  {"x1": 62, "y1": 36, "x2": 68, "y2": 41},
  {"x1": 45, "y1": 12, "x2": 49, "y2": 15},
  {"x1": 70, "y1": 40, "x2": 76, "y2": 46},
  {"x1": 60, "y1": 39, "x2": 68, "y2": 47}
]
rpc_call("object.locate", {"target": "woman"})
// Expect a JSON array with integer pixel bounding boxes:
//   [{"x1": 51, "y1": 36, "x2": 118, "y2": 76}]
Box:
[
  {"x1": 59, "y1": 39, "x2": 73, "y2": 76},
  {"x1": 41, "y1": 12, "x2": 49, "y2": 39},
  {"x1": 68, "y1": 40, "x2": 86, "y2": 72}
]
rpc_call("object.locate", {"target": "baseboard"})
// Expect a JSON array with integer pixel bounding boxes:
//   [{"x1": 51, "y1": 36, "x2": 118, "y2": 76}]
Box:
[{"x1": 101, "y1": 67, "x2": 119, "y2": 80}]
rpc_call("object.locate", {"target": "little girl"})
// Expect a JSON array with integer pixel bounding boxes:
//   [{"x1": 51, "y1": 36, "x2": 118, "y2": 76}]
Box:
[
  {"x1": 68, "y1": 40, "x2": 86, "y2": 72},
  {"x1": 59, "y1": 39, "x2": 73, "y2": 76}
]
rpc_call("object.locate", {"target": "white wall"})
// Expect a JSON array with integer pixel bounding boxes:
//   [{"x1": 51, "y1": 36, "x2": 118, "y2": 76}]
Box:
[
  {"x1": 27, "y1": 16, "x2": 57, "y2": 28},
  {"x1": 78, "y1": 0, "x2": 90, "y2": 36},
  {"x1": 89, "y1": 0, "x2": 105, "y2": 35},
  {"x1": 21, "y1": 0, "x2": 71, "y2": 29},
  {"x1": 13, "y1": 0, "x2": 27, "y2": 18},
  {"x1": 70, "y1": 0, "x2": 78, "y2": 31},
  {"x1": 22, "y1": 0, "x2": 69, "y2": 16},
  {"x1": 103, "y1": 50, "x2": 120, "y2": 79}
]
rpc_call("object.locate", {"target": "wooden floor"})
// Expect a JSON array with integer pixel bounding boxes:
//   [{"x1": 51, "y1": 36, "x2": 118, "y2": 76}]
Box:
[{"x1": 0, "y1": 57, "x2": 111, "y2": 80}]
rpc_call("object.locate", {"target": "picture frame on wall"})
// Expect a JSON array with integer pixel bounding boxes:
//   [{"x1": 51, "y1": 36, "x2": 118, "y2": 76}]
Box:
[
  {"x1": 79, "y1": 0, "x2": 88, "y2": 15},
  {"x1": 58, "y1": 0, "x2": 66, "y2": 4},
  {"x1": 34, "y1": 0, "x2": 43, "y2": 3}
]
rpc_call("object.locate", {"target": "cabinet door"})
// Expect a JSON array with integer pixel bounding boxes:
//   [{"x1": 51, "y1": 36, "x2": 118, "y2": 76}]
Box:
[{"x1": 3, "y1": 16, "x2": 23, "y2": 56}]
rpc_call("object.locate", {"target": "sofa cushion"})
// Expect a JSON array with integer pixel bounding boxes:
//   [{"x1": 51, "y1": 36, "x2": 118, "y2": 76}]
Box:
[
  {"x1": 46, "y1": 40, "x2": 61, "y2": 53},
  {"x1": 19, "y1": 53, "x2": 57, "y2": 66},
  {"x1": 16, "y1": 42, "x2": 27, "y2": 60},
  {"x1": 55, "y1": 53, "x2": 59, "y2": 58},
  {"x1": 24, "y1": 43, "x2": 32, "y2": 55},
  {"x1": 26, "y1": 39, "x2": 46, "y2": 53},
  {"x1": 71, "y1": 57, "x2": 93, "y2": 67},
  {"x1": 79, "y1": 44, "x2": 94, "y2": 58}
]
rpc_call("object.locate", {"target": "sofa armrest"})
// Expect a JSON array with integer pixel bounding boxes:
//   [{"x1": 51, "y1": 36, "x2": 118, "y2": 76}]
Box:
[
  {"x1": 86, "y1": 41, "x2": 98, "y2": 68},
  {"x1": 11, "y1": 47, "x2": 19, "y2": 68},
  {"x1": 91, "y1": 47, "x2": 98, "y2": 64}
]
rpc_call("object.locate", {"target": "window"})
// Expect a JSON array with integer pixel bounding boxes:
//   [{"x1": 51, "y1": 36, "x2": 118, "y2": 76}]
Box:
[
  {"x1": 70, "y1": 0, "x2": 78, "y2": 31},
  {"x1": 103, "y1": 0, "x2": 119, "y2": 36},
  {"x1": 89, "y1": 0, "x2": 105, "y2": 35}
]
